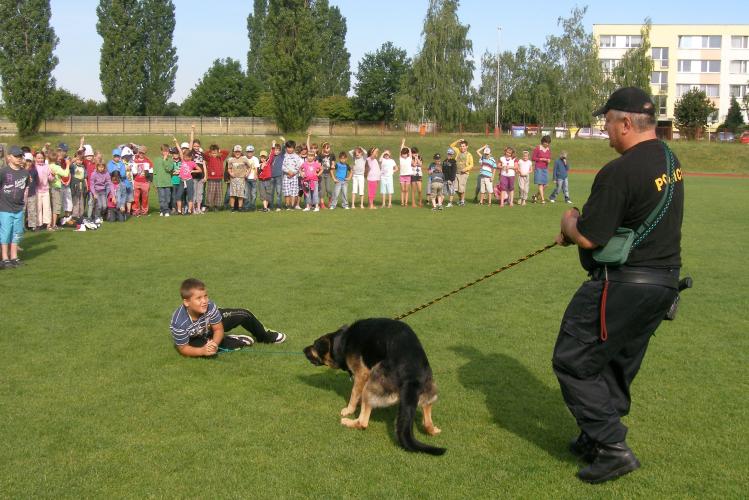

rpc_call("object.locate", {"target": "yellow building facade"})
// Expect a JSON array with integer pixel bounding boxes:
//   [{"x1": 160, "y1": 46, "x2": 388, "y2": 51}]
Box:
[{"x1": 593, "y1": 24, "x2": 749, "y2": 130}]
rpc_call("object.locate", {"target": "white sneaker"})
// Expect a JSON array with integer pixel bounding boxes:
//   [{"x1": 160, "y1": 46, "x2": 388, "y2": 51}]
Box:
[
  {"x1": 313, "y1": 207, "x2": 320, "y2": 212},
  {"x1": 447, "y1": 202, "x2": 453, "y2": 208},
  {"x1": 294, "y1": 206, "x2": 302, "y2": 210},
  {"x1": 566, "y1": 200, "x2": 573, "y2": 204},
  {"x1": 550, "y1": 199, "x2": 556, "y2": 203},
  {"x1": 159, "y1": 212, "x2": 163, "y2": 217},
  {"x1": 94, "y1": 217, "x2": 102, "y2": 224},
  {"x1": 303, "y1": 207, "x2": 310, "y2": 212},
  {"x1": 275, "y1": 208, "x2": 281, "y2": 212},
  {"x1": 344, "y1": 206, "x2": 350, "y2": 210},
  {"x1": 75, "y1": 225, "x2": 86, "y2": 232},
  {"x1": 164, "y1": 212, "x2": 170, "y2": 217}
]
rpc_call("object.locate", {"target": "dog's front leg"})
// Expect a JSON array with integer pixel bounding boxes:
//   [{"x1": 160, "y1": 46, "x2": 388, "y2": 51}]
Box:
[
  {"x1": 341, "y1": 398, "x2": 371, "y2": 430},
  {"x1": 340, "y1": 372, "x2": 367, "y2": 416}
]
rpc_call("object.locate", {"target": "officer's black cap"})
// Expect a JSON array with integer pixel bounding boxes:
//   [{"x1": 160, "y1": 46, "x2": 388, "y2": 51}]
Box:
[
  {"x1": 8, "y1": 145, "x2": 23, "y2": 157},
  {"x1": 433, "y1": 153, "x2": 441, "y2": 160},
  {"x1": 593, "y1": 87, "x2": 655, "y2": 117}
]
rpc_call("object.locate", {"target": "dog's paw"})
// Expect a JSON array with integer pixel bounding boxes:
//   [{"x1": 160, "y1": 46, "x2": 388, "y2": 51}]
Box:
[
  {"x1": 425, "y1": 425, "x2": 442, "y2": 436},
  {"x1": 340, "y1": 406, "x2": 355, "y2": 417},
  {"x1": 340, "y1": 417, "x2": 366, "y2": 430}
]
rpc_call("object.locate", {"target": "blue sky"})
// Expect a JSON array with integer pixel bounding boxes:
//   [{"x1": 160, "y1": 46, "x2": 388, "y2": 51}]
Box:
[{"x1": 50, "y1": 0, "x2": 747, "y2": 103}]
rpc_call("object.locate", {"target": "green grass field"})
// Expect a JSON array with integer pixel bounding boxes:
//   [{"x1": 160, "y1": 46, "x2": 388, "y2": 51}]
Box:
[
  {"x1": 2, "y1": 142, "x2": 748, "y2": 497},
  {"x1": 4, "y1": 132, "x2": 749, "y2": 173}
]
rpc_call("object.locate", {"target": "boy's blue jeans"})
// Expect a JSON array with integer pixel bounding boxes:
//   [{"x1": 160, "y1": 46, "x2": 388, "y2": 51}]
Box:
[
  {"x1": 244, "y1": 179, "x2": 257, "y2": 210},
  {"x1": 158, "y1": 187, "x2": 172, "y2": 214},
  {"x1": 550, "y1": 178, "x2": 569, "y2": 201}
]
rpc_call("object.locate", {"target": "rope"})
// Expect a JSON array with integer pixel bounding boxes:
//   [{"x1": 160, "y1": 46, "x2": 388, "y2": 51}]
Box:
[{"x1": 393, "y1": 242, "x2": 558, "y2": 321}]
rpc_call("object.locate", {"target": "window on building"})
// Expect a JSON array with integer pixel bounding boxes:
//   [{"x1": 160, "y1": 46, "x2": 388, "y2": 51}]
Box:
[
  {"x1": 709, "y1": 110, "x2": 719, "y2": 123},
  {"x1": 652, "y1": 47, "x2": 669, "y2": 67},
  {"x1": 729, "y1": 85, "x2": 749, "y2": 98},
  {"x1": 679, "y1": 35, "x2": 722, "y2": 49},
  {"x1": 651, "y1": 71, "x2": 668, "y2": 93},
  {"x1": 626, "y1": 35, "x2": 643, "y2": 48},
  {"x1": 732, "y1": 36, "x2": 749, "y2": 49},
  {"x1": 729, "y1": 60, "x2": 749, "y2": 74},
  {"x1": 677, "y1": 84, "x2": 720, "y2": 98},
  {"x1": 601, "y1": 59, "x2": 619, "y2": 73},
  {"x1": 653, "y1": 95, "x2": 667, "y2": 116},
  {"x1": 600, "y1": 35, "x2": 615, "y2": 48},
  {"x1": 678, "y1": 60, "x2": 720, "y2": 73}
]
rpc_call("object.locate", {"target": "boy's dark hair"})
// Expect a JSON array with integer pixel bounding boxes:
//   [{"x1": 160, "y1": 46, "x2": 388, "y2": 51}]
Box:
[
  {"x1": 411, "y1": 146, "x2": 419, "y2": 154},
  {"x1": 459, "y1": 139, "x2": 468, "y2": 146},
  {"x1": 180, "y1": 278, "x2": 206, "y2": 299},
  {"x1": 541, "y1": 135, "x2": 551, "y2": 144},
  {"x1": 285, "y1": 140, "x2": 296, "y2": 149},
  {"x1": 161, "y1": 143, "x2": 170, "y2": 151},
  {"x1": 209, "y1": 144, "x2": 219, "y2": 151},
  {"x1": 400, "y1": 147, "x2": 409, "y2": 155},
  {"x1": 338, "y1": 151, "x2": 348, "y2": 160}
]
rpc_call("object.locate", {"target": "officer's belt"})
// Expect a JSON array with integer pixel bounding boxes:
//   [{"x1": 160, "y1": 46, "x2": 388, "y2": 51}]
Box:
[{"x1": 589, "y1": 266, "x2": 679, "y2": 289}]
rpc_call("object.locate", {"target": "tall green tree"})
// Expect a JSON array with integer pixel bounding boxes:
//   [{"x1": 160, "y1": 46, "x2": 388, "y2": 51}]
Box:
[
  {"x1": 546, "y1": 6, "x2": 606, "y2": 126},
  {"x1": 45, "y1": 88, "x2": 104, "y2": 117},
  {"x1": 181, "y1": 58, "x2": 260, "y2": 117},
  {"x1": 611, "y1": 18, "x2": 653, "y2": 91},
  {"x1": 674, "y1": 88, "x2": 717, "y2": 140},
  {"x1": 0, "y1": 0, "x2": 59, "y2": 136},
  {"x1": 97, "y1": 0, "x2": 145, "y2": 115},
  {"x1": 721, "y1": 96, "x2": 745, "y2": 133},
  {"x1": 352, "y1": 42, "x2": 410, "y2": 122},
  {"x1": 394, "y1": 0, "x2": 473, "y2": 129},
  {"x1": 261, "y1": 0, "x2": 319, "y2": 132},
  {"x1": 312, "y1": 0, "x2": 350, "y2": 96},
  {"x1": 140, "y1": 0, "x2": 178, "y2": 115},
  {"x1": 246, "y1": 0, "x2": 267, "y2": 80}
]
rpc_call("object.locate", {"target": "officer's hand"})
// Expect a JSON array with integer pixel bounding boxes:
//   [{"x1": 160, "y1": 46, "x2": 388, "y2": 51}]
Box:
[{"x1": 555, "y1": 232, "x2": 572, "y2": 247}]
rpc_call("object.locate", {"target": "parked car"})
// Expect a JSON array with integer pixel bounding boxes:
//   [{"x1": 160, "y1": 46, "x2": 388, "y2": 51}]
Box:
[
  {"x1": 741, "y1": 131, "x2": 749, "y2": 144},
  {"x1": 576, "y1": 127, "x2": 609, "y2": 139},
  {"x1": 717, "y1": 131, "x2": 735, "y2": 142}
]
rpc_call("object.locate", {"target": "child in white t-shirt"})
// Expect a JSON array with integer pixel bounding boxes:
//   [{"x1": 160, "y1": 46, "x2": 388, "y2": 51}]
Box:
[
  {"x1": 498, "y1": 147, "x2": 517, "y2": 208},
  {"x1": 398, "y1": 138, "x2": 412, "y2": 206},
  {"x1": 379, "y1": 150, "x2": 398, "y2": 208},
  {"x1": 516, "y1": 150, "x2": 533, "y2": 206}
]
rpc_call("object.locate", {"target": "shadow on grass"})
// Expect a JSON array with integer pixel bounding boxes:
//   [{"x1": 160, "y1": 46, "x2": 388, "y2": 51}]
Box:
[
  {"x1": 451, "y1": 345, "x2": 577, "y2": 462},
  {"x1": 21, "y1": 231, "x2": 56, "y2": 262},
  {"x1": 297, "y1": 371, "x2": 403, "y2": 448}
]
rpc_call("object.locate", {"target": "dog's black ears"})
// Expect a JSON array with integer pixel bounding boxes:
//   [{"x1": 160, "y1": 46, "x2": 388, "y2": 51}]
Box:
[{"x1": 337, "y1": 324, "x2": 349, "y2": 334}]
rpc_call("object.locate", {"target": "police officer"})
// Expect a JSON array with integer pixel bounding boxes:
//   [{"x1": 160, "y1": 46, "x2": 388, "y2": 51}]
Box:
[{"x1": 552, "y1": 87, "x2": 684, "y2": 484}]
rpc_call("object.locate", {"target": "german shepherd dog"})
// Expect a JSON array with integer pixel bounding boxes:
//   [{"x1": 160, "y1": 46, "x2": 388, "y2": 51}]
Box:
[{"x1": 304, "y1": 318, "x2": 445, "y2": 455}]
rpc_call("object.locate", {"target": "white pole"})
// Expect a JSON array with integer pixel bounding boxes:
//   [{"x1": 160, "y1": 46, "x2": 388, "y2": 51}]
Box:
[{"x1": 495, "y1": 26, "x2": 502, "y2": 136}]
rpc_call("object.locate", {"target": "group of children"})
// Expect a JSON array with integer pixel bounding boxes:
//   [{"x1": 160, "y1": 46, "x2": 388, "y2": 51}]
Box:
[{"x1": 0, "y1": 134, "x2": 573, "y2": 269}]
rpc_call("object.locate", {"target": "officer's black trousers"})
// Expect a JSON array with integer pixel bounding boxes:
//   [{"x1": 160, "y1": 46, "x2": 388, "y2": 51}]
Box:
[{"x1": 552, "y1": 279, "x2": 677, "y2": 444}]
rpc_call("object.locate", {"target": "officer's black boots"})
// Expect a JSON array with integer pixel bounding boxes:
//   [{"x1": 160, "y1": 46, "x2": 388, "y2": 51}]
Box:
[
  {"x1": 577, "y1": 441, "x2": 641, "y2": 484},
  {"x1": 569, "y1": 433, "x2": 598, "y2": 463}
]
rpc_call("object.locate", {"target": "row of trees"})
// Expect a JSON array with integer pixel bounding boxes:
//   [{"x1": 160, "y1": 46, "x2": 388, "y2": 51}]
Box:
[{"x1": 1, "y1": 0, "x2": 746, "y2": 136}]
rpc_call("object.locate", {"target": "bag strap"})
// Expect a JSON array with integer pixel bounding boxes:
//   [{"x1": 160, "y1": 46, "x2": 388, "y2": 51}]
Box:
[{"x1": 632, "y1": 141, "x2": 676, "y2": 248}]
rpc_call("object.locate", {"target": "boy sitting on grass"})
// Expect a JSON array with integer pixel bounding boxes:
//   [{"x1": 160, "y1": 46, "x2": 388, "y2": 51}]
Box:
[{"x1": 170, "y1": 278, "x2": 287, "y2": 357}]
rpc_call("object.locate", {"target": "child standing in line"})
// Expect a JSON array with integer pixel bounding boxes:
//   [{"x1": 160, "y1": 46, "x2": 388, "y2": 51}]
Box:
[
  {"x1": 317, "y1": 142, "x2": 336, "y2": 209},
  {"x1": 48, "y1": 151, "x2": 69, "y2": 228},
  {"x1": 498, "y1": 147, "x2": 517, "y2": 208},
  {"x1": 282, "y1": 140, "x2": 303, "y2": 210},
  {"x1": 398, "y1": 138, "x2": 412, "y2": 207},
  {"x1": 226, "y1": 145, "x2": 249, "y2": 212},
  {"x1": 549, "y1": 151, "x2": 572, "y2": 204},
  {"x1": 24, "y1": 153, "x2": 39, "y2": 231},
  {"x1": 475, "y1": 145, "x2": 497, "y2": 206},
  {"x1": 365, "y1": 147, "x2": 381, "y2": 210},
  {"x1": 34, "y1": 151, "x2": 53, "y2": 230},
  {"x1": 379, "y1": 149, "x2": 397, "y2": 208},
  {"x1": 331, "y1": 151, "x2": 351, "y2": 209},
  {"x1": 89, "y1": 160, "x2": 112, "y2": 220},
  {"x1": 244, "y1": 145, "x2": 259, "y2": 212},
  {"x1": 411, "y1": 148, "x2": 423, "y2": 207},
  {"x1": 442, "y1": 148, "x2": 458, "y2": 208},
  {"x1": 107, "y1": 171, "x2": 128, "y2": 222},
  {"x1": 348, "y1": 146, "x2": 366, "y2": 209},
  {"x1": 131, "y1": 149, "x2": 153, "y2": 216},
  {"x1": 204, "y1": 144, "x2": 228, "y2": 211},
  {"x1": 301, "y1": 150, "x2": 322, "y2": 212},
  {"x1": 516, "y1": 150, "x2": 532, "y2": 206},
  {"x1": 69, "y1": 154, "x2": 86, "y2": 221},
  {"x1": 449, "y1": 138, "x2": 474, "y2": 206},
  {"x1": 531, "y1": 135, "x2": 552, "y2": 203},
  {"x1": 429, "y1": 154, "x2": 445, "y2": 210},
  {"x1": 172, "y1": 137, "x2": 198, "y2": 215},
  {"x1": 0, "y1": 146, "x2": 30, "y2": 268}
]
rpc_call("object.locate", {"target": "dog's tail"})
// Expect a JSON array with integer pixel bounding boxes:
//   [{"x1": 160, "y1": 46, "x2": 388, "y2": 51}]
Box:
[{"x1": 396, "y1": 381, "x2": 446, "y2": 456}]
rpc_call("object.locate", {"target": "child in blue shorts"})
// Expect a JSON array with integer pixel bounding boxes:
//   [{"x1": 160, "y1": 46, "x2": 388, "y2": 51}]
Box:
[
  {"x1": 0, "y1": 146, "x2": 30, "y2": 269},
  {"x1": 170, "y1": 278, "x2": 287, "y2": 357}
]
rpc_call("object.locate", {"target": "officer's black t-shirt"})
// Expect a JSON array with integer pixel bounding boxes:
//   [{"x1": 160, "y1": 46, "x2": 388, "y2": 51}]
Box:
[{"x1": 577, "y1": 139, "x2": 684, "y2": 271}]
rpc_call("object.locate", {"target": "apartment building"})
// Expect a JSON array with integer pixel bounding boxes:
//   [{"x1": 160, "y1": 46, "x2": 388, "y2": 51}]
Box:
[{"x1": 593, "y1": 24, "x2": 749, "y2": 130}]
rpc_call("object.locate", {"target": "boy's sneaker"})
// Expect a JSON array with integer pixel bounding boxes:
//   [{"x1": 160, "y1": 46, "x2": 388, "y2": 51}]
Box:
[
  {"x1": 75, "y1": 224, "x2": 86, "y2": 232},
  {"x1": 446, "y1": 202, "x2": 453, "y2": 207},
  {"x1": 313, "y1": 207, "x2": 320, "y2": 212},
  {"x1": 303, "y1": 207, "x2": 310, "y2": 212},
  {"x1": 9, "y1": 258, "x2": 22, "y2": 267},
  {"x1": 230, "y1": 334, "x2": 255, "y2": 346},
  {"x1": 164, "y1": 212, "x2": 170, "y2": 217},
  {"x1": 550, "y1": 199, "x2": 556, "y2": 203},
  {"x1": 266, "y1": 330, "x2": 287, "y2": 344},
  {"x1": 438, "y1": 205, "x2": 443, "y2": 210},
  {"x1": 566, "y1": 199, "x2": 573, "y2": 204},
  {"x1": 0, "y1": 260, "x2": 10, "y2": 269}
]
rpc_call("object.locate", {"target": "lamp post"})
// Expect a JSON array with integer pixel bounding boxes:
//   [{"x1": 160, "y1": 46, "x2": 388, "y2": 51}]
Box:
[{"x1": 494, "y1": 26, "x2": 502, "y2": 138}]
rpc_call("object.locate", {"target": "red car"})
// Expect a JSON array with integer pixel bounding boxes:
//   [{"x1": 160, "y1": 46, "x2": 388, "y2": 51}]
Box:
[{"x1": 741, "y1": 131, "x2": 749, "y2": 144}]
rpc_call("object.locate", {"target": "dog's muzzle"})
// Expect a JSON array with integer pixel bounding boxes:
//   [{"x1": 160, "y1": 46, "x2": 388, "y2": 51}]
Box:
[{"x1": 303, "y1": 346, "x2": 324, "y2": 366}]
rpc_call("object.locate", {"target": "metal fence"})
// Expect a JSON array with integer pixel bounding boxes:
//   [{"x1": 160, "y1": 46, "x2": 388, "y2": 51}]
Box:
[{"x1": 0, "y1": 116, "x2": 449, "y2": 137}]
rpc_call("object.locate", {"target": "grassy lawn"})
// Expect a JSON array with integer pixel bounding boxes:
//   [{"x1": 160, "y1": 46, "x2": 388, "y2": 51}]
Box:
[
  {"x1": 3, "y1": 132, "x2": 749, "y2": 173},
  {"x1": 1, "y1": 165, "x2": 747, "y2": 496}
]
